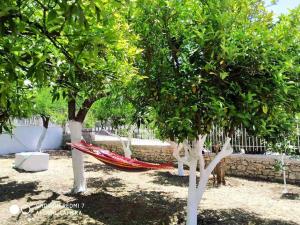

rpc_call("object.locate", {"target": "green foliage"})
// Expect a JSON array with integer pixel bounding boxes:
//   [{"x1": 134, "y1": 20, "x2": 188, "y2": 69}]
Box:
[
  {"x1": 1, "y1": 0, "x2": 140, "y2": 125},
  {"x1": 0, "y1": 78, "x2": 33, "y2": 132},
  {"x1": 32, "y1": 88, "x2": 68, "y2": 125},
  {"x1": 273, "y1": 159, "x2": 285, "y2": 172},
  {"x1": 132, "y1": 0, "x2": 300, "y2": 142},
  {"x1": 87, "y1": 84, "x2": 136, "y2": 128},
  {"x1": 252, "y1": 107, "x2": 299, "y2": 154}
]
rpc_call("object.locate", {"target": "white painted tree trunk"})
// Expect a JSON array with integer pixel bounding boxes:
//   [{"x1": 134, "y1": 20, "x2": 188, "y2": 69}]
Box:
[
  {"x1": 186, "y1": 159, "x2": 198, "y2": 225},
  {"x1": 36, "y1": 127, "x2": 47, "y2": 152},
  {"x1": 119, "y1": 137, "x2": 132, "y2": 158},
  {"x1": 281, "y1": 153, "x2": 288, "y2": 194},
  {"x1": 172, "y1": 142, "x2": 188, "y2": 176},
  {"x1": 177, "y1": 161, "x2": 185, "y2": 176},
  {"x1": 69, "y1": 120, "x2": 86, "y2": 193},
  {"x1": 179, "y1": 135, "x2": 233, "y2": 225},
  {"x1": 124, "y1": 146, "x2": 132, "y2": 158},
  {"x1": 116, "y1": 127, "x2": 133, "y2": 159}
]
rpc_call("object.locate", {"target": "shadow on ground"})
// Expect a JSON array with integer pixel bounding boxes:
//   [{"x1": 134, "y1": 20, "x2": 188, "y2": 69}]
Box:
[
  {"x1": 150, "y1": 171, "x2": 190, "y2": 187},
  {"x1": 0, "y1": 176, "x2": 9, "y2": 181},
  {"x1": 197, "y1": 208, "x2": 298, "y2": 225},
  {"x1": 0, "y1": 154, "x2": 14, "y2": 159},
  {"x1": 17, "y1": 191, "x2": 60, "y2": 220},
  {"x1": 87, "y1": 177, "x2": 125, "y2": 190},
  {"x1": 7, "y1": 185, "x2": 298, "y2": 225},
  {"x1": 0, "y1": 180, "x2": 40, "y2": 202},
  {"x1": 151, "y1": 171, "x2": 239, "y2": 188},
  {"x1": 84, "y1": 162, "x2": 117, "y2": 174},
  {"x1": 65, "y1": 190, "x2": 185, "y2": 225},
  {"x1": 281, "y1": 193, "x2": 299, "y2": 200},
  {"x1": 13, "y1": 167, "x2": 48, "y2": 173},
  {"x1": 33, "y1": 194, "x2": 297, "y2": 225},
  {"x1": 12, "y1": 189, "x2": 185, "y2": 225}
]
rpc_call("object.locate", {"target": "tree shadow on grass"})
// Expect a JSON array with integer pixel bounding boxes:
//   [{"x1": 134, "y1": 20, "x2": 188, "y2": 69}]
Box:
[
  {"x1": 197, "y1": 208, "x2": 298, "y2": 225},
  {"x1": 16, "y1": 191, "x2": 60, "y2": 220},
  {"x1": 151, "y1": 171, "x2": 190, "y2": 187},
  {"x1": 0, "y1": 180, "x2": 40, "y2": 202},
  {"x1": 67, "y1": 190, "x2": 185, "y2": 225},
  {"x1": 151, "y1": 171, "x2": 223, "y2": 188},
  {"x1": 84, "y1": 162, "x2": 117, "y2": 174},
  {"x1": 11, "y1": 189, "x2": 183, "y2": 225},
  {"x1": 11, "y1": 186, "x2": 298, "y2": 225},
  {"x1": 38, "y1": 192, "x2": 297, "y2": 225},
  {"x1": 87, "y1": 177, "x2": 125, "y2": 191},
  {"x1": 281, "y1": 193, "x2": 299, "y2": 200}
]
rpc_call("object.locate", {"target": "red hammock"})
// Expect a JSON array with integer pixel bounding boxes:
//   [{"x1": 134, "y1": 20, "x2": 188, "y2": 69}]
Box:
[{"x1": 69, "y1": 141, "x2": 173, "y2": 170}]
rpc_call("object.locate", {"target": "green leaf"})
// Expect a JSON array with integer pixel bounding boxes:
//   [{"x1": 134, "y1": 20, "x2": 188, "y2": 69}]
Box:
[
  {"x1": 47, "y1": 10, "x2": 58, "y2": 23},
  {"x1": 220, "y1": 71, "x2": 229, "y2": 80},
  {"x1": 262, "y1": 105, "x2": 268, "y2": 114}
]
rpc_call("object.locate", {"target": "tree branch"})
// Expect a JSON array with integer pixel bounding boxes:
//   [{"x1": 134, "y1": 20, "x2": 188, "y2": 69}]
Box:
[
  {"x1": 68, "y1": 93, "x2": 76, "y2": 120},
  {"x1": 35, "y1": 0, "x2": 48, "y2": 11},
  {"x1": 17, "y1": 13, "x2": 86, "y2": 78},
  {"x1": 196, "y1": 135, "x2": 207, "y2": 175},
  {"x1": 40, "y1": 114, "x2": 50, "y2": 128},
  {"x1": 205, "y1": 137, "x2": 232, "y2": 175},
  {"x1": 75, "y1": 97, "x2": 97, "y2": 123},
  {"x1": 172, "y1": 142, "x2": 189, "y2": 165}
]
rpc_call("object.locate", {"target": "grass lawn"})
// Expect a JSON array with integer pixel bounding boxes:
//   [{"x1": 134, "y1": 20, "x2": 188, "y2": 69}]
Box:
[{"x1": 0, "y1": 151, "x2": 299, "y2": 225}]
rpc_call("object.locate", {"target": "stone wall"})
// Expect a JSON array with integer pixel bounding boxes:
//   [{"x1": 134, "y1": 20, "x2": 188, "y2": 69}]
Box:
[
  {"x1": 93, "y1": 141, "x2": 300, "y2": 184},
  {"x1": 225, "y1": 154, "x2": 300, "y2": 184}
]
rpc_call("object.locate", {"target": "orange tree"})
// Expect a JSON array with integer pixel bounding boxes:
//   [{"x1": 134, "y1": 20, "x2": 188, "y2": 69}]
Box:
[
  {"x1": 131, "y1": 0, "x2": 300, "y2": 224},
  {"x1": 0, "y1": 0, "x2": 139, "y2": 192}
]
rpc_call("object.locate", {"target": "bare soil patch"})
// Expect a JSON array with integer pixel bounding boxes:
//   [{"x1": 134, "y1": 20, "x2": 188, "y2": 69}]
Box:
[{"x1": 0, "y1": 151, "x2": 299, "y2": 225}]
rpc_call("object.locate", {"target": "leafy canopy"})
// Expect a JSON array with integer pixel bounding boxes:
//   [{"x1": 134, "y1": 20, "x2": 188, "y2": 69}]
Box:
[
  {"x1": 132, "y1": 0, "x2": 300, "y2": 142},
  {"x1": 1, "y1": 0, "x2": 140, "y2": 125},
  {"x1": 31, "y1": 88, "x2": 68, "y2": 125}
]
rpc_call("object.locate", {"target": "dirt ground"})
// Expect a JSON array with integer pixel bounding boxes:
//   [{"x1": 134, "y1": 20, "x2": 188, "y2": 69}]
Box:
[{"x1": 0, "y1": 151, "x2": 300, "y2": 225}]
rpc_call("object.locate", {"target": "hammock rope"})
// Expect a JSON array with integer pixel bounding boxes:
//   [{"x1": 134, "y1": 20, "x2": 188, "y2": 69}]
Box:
[{"x1": 69, "y1": 141, "x2": 173, "y2": 170}]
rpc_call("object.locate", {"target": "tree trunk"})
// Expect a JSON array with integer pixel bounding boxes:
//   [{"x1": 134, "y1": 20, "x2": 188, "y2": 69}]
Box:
[
  {"x1": 67, "y1": 95, "x2": 95, "y2": 193},
  {"x1": 171, "y1": 141, "x2": 186, "y2": 176},
  {"x1": 281, "y1": 153, "x2": 288, "y2": 194},
  {"x1": 124, "y1": 146, "x2": 132, "y2": 158},
  {"x1": 36, "y1": 116, "x2": 50, "y2": 152},
  {"x1": 124, "y1": 126, "x2": 136, "y2": 158},
  {"x1": 184, "y1": 136, "x2": 233, "y2": 225},
  {"x1": 177, "y1": 161, "x2": 184, "y2": 176},
  {"x1": 187, "y1": 159, "x2": 198, "y2": 225},
  {"x1": 69, "y1": 120, "x2": 86, "y2": 193},
  {"x1": 36, "y1": 127, "x2": 47, "y2": 152}
]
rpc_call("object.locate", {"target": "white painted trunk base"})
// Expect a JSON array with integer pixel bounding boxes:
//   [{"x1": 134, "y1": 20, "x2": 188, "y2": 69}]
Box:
[
  {"x1": 281, "y1": 154, "x2": 288, "y2": 194},
  {"x1": 187, "y1": 195, "x2": 198, "y2": 225},
  {"x1": 36, "y1": 127, "x2": 47, "y2": 152},
  {"x1": 119, "y1": 136, "x2": 132, "y2": 159},
  {"x1": 124, "y1": 147, "x2": 132, "y2": 158},
  {"x1": 69, "y1": 120, "x2": 86, "y2": 193},
  {"x1": 181, "y1": 136, "x2": 233, "y2": 225},
  {"x1": 177, "y1": 161, "x2": 185, "y2": 176},
  {"x1": 187, "y1": 160, "x2": 198, "y2": 225}
]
